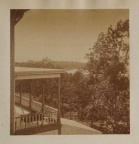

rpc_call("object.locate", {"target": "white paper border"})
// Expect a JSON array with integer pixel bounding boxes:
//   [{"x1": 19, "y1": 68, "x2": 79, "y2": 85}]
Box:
[{"x1": 0, "y1": 0, "x2": 139, "y2": 144}]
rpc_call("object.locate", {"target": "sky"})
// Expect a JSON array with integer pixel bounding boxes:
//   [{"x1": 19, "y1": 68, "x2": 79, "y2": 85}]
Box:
[{"x1": 15, "y1": 9, "x2": 129, "y2": 62}]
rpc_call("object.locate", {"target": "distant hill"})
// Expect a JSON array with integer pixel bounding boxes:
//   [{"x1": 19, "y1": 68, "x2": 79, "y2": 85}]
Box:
[{"x1": 15, "y1": 58, "x2": 86, "y2": 70}]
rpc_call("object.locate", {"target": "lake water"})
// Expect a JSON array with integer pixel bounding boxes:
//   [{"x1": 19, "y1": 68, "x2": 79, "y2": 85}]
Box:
[
  {"x1": 66, "y1": 69, "x2": 89, "y2": 75},
  {"x1": 66, "y1": 69, "x2": 78, "y2": 74}
]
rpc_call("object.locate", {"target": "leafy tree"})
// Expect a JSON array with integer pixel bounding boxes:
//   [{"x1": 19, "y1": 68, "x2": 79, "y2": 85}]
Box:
[
  {"x1": 61, "y1": 73, "x2": 77, "y2": 118},
  {"x1": 86, "y1": 20, "x2": 129, "y2": 133}
]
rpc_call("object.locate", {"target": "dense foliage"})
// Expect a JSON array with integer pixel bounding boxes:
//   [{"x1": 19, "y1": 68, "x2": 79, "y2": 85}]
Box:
[{"x1": 85, "y1": 19, "x2": 129, "y2": 133}]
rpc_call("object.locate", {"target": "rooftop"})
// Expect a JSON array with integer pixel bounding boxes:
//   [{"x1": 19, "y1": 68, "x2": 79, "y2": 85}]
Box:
[{"x1": 14, "y1": 67, "x2": 65, "y2": 80}]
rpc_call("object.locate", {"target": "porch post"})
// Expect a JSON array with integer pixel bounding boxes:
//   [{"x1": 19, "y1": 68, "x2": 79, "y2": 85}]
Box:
[
  {"x1": 58, "y1": 76, "x2": 61, "y2": 135},
  {"x1": 20, "y1": 81, "x2": 22, "y2": 105},
  {"x1": 29, "y1": 80, "x2": 32, "y2": 111},
  {"x1": 42, "y1": 80, "x2": 45, "y2": 112},
  {"x1": 10, "y1": 10, "x2": 15, "y2": 134}
]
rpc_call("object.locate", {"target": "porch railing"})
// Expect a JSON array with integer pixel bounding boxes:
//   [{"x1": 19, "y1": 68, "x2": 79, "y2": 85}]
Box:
[
  {"x1": 15, "y1": 94, "x2": 57, "y2": 113},
  {"x1": 15, "y1": 111, "x2": 57, "y2": 131},
  {"x1": 15, "y1": 94, "x2": 58, "y2": 133}
]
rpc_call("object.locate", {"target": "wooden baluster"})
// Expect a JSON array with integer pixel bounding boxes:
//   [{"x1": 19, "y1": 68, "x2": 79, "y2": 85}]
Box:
[
  {"x1": 53, "y1": 112, "x2": 56, "y2": 123},
  {"x1": 55, "y1": 112, "x2": 57, "y2": 122},
  {"x1": 50, "y1": 113, "x2": 51, "y2": 122},
  {"x1": 26, "y1": 116, "x2": 28, "y2": 128},
  {"x1": 27, "y1": 116, "x2": 28, "y2": 128},
  {"x1": 23, "y1": 117, "x2": 25, "y2": 129},
  {"x1": 39, "y1": 114, "x2": 40, "y2": 125},
  {"x1": 50, "y1": 113, "x2": 52, "y2": 123},
  {"x1": 51, "y1": 113, "x2": 53, "y2": 123},
  {"x1": 56, "y1": 112, "x2": 57, "y2": 122},
  {"x1": 33, "y1": 115, "x2": 35, "y2": 126},
  {"x1": 33, "y1": 114, "x2": 36, "y2": 126},
  {"x1": 20, "y1": 117, "x2": 22, "y2": 129},
  {"x1": 37, "y1": 114, "x2": 39, "y2": 126},
  {"x1": 15, "y1": 120, "x2": 17, "y2": 131},
  {"x1": 48, "y1": 113, "x2": 50, "y2": 124},
  {"x1": 35, "y1": 115, "x2": 37, "y2": 126},
  {"x1": 47, "y1": 113, "x2": 49, "y2": 123},
  {"x1": 40, "y1": 114, "x2": 42, "y2": 125},
  {"x1": 18, "y1": 117, "x2": 20, "y2": 130},
  {"x1": 25, "y1": 117, "x2": 27, "y2": 129},
  {"x1": 52, "y1": 113, "x2": 54, "y2": 123},
  {"x1": 43, "y1": 114, "x2": 45, "y2": 124},
  {"x1": 21, "y1": 117, "x2": 23, "y2": 129},
  {"x1": 28, "y1": 116, "x2": 30, "y2": 123},
  {"x1": 41, "y1": 114, "x2": 43, "y2": 125},
  {"x1": 45, "y1": 114, "x2": 47, "y2": 124},
  {"x1": 49, "y1": 113, "x2": 51, "y2": 123},
  {"x1": 28, "y1": 116, "x2": 31, "y2": 127},
  {"x1": 53, "y1": 113, "x2": 55, "y2": 123},
  {"x1": 31, "y1": 116, "x2": 33, "y2": 127},
  {"x1": 38, "y1": 114, "x2": 40, "y2": 121},
  {"x1": 30, "y1": 116, "x2": 32, "y2": 123}
]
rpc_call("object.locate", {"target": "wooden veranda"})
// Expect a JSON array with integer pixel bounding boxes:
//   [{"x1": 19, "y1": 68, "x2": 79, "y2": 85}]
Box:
[{"x1": 11, "y1": 67, "x2": 65, "y2": 135}]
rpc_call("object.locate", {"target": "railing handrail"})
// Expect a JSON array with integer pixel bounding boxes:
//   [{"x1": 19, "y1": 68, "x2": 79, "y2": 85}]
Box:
[
  {"x1": 15, "y1": 111, "x2": 56, "y2": 119},
  {"x1": 15, "y1": 94, "x2": 57, "y2": 112}
]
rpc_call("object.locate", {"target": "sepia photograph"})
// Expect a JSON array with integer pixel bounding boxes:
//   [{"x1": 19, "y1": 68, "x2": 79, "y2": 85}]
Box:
[{"x1": 10, "y1": 9, "x2": 130, "y2": 135}]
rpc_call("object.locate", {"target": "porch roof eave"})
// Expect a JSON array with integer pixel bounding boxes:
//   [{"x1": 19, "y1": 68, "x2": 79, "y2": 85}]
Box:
[{"x1": 14, "y1": 67, "x2": 66, "y2": 80}]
